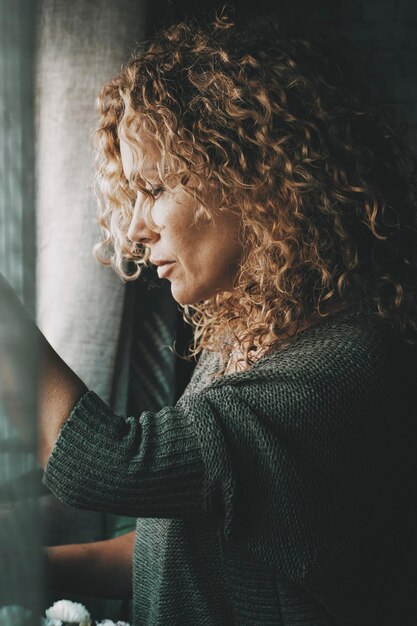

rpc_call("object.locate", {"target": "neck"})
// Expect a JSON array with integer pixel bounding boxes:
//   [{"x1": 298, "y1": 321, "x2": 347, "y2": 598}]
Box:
[{"x1": 224, "y1": 301, "x2": 350, "y2": 375}]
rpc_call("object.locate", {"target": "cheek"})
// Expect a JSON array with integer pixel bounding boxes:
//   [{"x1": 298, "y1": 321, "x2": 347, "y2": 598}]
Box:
[{"x1": 151, "y1": 204, "x2": 170, "y2": 230}]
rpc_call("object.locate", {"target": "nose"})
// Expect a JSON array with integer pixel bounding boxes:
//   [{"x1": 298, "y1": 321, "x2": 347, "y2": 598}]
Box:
[{"x1": 127, "y1": 192, "x2": 159, "y2": 245}]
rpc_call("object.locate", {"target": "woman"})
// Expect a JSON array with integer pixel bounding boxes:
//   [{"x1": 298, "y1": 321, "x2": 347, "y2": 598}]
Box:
[{"x1": 1, "y1": 11, "x2": 417, "y2": 625}]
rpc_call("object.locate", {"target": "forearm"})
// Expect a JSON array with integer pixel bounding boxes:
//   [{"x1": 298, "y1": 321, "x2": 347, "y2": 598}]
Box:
[
  {"x1": 37, "y1": 340, "x2": 88, "y2": 468},
  {"x1": 0, "y1": 273, "x2": 88, "y2": 468},
  {"x1": 45, "y1": 530, "x2": 135, "y2": 599}
]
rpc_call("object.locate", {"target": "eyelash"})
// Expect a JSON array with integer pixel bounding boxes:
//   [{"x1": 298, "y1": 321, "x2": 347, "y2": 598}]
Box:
[
  {"x1": 150, "y1": 186, "x2": 164, "y2": 199},
  {"x1": 127, "y1": 182, "x2": 165, "y2": 202}
]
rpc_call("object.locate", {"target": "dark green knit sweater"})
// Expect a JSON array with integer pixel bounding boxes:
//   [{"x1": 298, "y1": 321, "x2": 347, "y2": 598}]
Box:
[{"x1": 43, "y1": 308, "x2": 417, "y2": 625}]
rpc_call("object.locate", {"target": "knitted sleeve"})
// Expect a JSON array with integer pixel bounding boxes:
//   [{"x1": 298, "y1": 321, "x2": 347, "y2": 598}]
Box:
[
  {"x1": 42, "y1": 391, "x2": 205, "y2": 518},
  {"x1": 43, "y1": 318, "x2": 388, "y2": 579}
]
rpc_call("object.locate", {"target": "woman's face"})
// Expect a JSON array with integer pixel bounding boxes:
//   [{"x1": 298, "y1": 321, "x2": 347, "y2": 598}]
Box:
[{"x1": 120, "y1": 136, "x2": 243, "y2": 305}]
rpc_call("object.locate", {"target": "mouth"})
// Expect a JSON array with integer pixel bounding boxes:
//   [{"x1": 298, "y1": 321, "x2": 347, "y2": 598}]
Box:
[{"x1": 151, "y1": 259, "x2": 175, "y2": 279}]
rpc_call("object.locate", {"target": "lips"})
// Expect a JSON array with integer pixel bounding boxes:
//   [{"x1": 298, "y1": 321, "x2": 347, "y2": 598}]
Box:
[
  {"x1": 151, "y1": 259, "x2": 175, "y2": 279},
  {"x1": 150, "y1": 259, "x2": 174, "y2": 267}
]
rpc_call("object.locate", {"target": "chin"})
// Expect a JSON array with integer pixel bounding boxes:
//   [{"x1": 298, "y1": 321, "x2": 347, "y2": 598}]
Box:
[
  {"x1": 170, "y1": 285, "x2": 200, "y2": 306},
  {"x1": 170, "y1": 280, "x2": 232, "y2": 306},
  {"x1": 169, "y1": 280, "x2": 212, "y2": 305}
]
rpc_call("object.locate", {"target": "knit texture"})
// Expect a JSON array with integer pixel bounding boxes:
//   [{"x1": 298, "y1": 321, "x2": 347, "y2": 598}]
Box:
[{"x1": 43, "y1": 308, "x2": 417, "y2": 625}]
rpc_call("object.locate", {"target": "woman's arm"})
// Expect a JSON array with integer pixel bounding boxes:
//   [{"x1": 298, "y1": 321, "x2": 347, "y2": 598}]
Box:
[
  {"x1": 37, "y1": 336, "x2": 88, "y2": 467},
  {"x1": 0, "y1": 273, "x2": 88, "y2": 467},
  {"x1": 45, "y1": 530, "x2": 135, "y2": 599}
]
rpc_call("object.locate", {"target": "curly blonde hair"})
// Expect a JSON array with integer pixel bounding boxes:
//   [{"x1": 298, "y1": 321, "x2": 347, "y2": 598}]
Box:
[{"x1": 94, "y1": 11, "x2": 417, "y2": 366}]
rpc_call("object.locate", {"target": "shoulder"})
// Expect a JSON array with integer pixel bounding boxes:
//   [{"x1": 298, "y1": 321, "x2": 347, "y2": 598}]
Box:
[
  {"x1": 177, "y1": 309, "x2": 396, "y2": 457},
  {"x1": 202, "y1": 308, "x2": 389, "y2": 392},
  {"x1": 179, "y1": 309, "x2": 389, "y2": 417},
  {"x1": 178, "y1": 308, "x2": 397, "y2": 435}
]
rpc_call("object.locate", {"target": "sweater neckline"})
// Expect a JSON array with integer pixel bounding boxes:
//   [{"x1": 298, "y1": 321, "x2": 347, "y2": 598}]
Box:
[{"x1": 208, "y1": 305, "x2": 362, "y2": 385}]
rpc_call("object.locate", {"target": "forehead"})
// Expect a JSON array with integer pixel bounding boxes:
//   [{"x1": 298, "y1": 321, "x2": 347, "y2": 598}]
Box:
[{"x1": 119, "y1": 129, "x2": 160, "y2": 181}]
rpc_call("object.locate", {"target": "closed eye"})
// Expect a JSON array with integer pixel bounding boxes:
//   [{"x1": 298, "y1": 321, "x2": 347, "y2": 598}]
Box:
[
  {"x1": 150, "y1": 186, "x2": 165, "y2": 199},
  {"x1": 142, "y1": 181, "x2": 165, "y2": 199}
]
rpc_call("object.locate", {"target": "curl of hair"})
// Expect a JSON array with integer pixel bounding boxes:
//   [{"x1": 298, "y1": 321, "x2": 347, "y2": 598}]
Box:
[{"x1": 94, "y1": 10, "x2": 417, "y2": 367}]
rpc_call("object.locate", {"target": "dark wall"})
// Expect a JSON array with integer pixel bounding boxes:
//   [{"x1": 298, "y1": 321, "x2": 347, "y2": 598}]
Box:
[{"x1": 146, "y1": 0, "x2": 417, "y2": 148}]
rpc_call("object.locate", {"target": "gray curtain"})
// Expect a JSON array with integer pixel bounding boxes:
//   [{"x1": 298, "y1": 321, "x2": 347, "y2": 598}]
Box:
[{"x1": 35, "y1": 1, "x2": 148, "y2": 620}]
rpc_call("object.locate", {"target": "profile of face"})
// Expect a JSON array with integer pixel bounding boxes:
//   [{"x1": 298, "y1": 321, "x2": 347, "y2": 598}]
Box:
[{"x1": 120, "y1": 134, "x2": 243, "y2": 305}]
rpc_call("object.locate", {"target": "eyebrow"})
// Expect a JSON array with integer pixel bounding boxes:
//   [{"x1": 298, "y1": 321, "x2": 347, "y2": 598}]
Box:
[{"x1": 136, "y1": 169, "x2": 161, "y2": 182}]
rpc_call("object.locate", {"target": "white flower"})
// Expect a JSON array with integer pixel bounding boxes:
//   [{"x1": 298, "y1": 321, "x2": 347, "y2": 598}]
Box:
[
  {"x1": 0, "y1": 605, "x2": 31, "y2": 625},
  {"x1": 45, "y1": 600, "x2": 91, "y2": 625}
]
